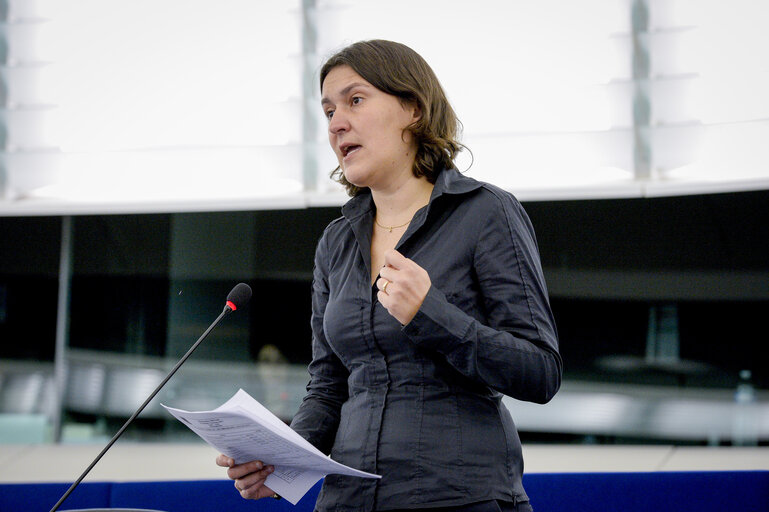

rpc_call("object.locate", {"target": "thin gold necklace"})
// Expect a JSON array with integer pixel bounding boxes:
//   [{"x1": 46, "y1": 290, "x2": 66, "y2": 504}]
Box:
[{"x1": 374, "y1": 217, "x2": 411, "y2": 233}]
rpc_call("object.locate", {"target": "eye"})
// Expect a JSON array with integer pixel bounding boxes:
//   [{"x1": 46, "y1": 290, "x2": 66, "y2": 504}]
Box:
[
  {"x1": 351, "y1": 96, "x2": 362, "y2": 106},
  {"x1": 325, "y1": 109, "x2": 335, "y2": 120}
]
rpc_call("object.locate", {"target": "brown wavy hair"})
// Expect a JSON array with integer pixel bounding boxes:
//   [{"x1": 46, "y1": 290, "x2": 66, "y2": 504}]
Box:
[{"x1": 320, "y1": 40, "x2": 465, "y2": 196}]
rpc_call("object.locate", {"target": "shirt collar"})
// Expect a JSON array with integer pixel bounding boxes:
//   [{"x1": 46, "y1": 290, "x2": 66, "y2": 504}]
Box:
[
  {"x1": 340, "y1": 168, "x2": 482, "y2": 273},
  {"x1": 340, "y1": 167, "x2": 482, "y2": 221}
]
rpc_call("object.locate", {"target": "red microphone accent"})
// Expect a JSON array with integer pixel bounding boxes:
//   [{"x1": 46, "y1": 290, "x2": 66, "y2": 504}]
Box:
[{"x1": 226, "y1": 300, "x2": 237, "y2": 311}]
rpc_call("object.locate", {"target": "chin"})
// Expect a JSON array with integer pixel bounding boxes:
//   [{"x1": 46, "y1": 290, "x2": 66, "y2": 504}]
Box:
[{"x1": 342, "y1": 166, "x2": 370, "y2": 189}]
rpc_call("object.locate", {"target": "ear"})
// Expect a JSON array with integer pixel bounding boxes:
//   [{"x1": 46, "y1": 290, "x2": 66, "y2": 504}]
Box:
[
  {"x1": 410, "y1": 102, "x2": 422, "y2": 123},
  {"x1": 400, "y1": 98, "x2": 422, "y2": 124}
]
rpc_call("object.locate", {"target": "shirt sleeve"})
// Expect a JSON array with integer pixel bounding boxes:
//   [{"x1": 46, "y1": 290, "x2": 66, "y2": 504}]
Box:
[
  {"x1": 402, "y1": 189, "x2": 562, "y2": 404},
  {"x1": 289, "y1": 231, "x2": 349, "y2": 453}
]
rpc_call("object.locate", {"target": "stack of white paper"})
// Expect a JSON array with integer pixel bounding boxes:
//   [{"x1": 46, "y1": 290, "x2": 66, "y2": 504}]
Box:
[{"x1": 162, "y1": 389, "x2": 379, "y2": 504}]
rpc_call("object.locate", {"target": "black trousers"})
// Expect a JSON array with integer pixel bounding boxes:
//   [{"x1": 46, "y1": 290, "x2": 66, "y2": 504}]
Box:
[{"x1": 384, "y1": 499, "x2": 533, "y2": 512}]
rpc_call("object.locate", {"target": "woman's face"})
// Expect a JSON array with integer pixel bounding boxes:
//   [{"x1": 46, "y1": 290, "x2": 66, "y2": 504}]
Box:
[{"x1": 321, "y1": 65, "x2": 420, "y2": 191}]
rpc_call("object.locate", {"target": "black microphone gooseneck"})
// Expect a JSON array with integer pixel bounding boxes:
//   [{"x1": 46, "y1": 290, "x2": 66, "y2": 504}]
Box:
[{"x1": 49, "y1": 283, "x2": 253, "y2": 512}]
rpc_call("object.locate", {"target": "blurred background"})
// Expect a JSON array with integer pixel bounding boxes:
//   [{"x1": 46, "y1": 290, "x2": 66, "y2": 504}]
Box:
[{"x1": 0, "y1": 0, "x2": 767, "y2": 448}]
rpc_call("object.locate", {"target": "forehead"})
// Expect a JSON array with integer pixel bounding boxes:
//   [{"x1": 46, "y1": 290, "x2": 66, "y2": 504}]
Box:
[{"x1": 321, "y1": 65, "x2": 372, "y2": 99}]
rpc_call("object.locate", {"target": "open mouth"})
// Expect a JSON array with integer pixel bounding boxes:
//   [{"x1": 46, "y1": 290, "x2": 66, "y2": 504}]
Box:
[{"x1": 341, "y1": 145, "x2": 361, "y2": 157}]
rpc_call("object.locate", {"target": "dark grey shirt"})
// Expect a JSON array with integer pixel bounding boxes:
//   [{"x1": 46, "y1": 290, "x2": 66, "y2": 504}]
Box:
[{"x1": 290, "y1": 168, "x2": 562, "y2": 511}]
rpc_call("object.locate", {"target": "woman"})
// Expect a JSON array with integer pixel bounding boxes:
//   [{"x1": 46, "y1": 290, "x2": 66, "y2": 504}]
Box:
[{"x1": 217, "y1": 40, "x2": 562, "y2": 511}]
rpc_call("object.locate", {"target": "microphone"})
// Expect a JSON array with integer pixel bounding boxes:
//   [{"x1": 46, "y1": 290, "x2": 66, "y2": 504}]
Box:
[
  {"x1": 226, "y1": 282, "x2": 252, "y2": 313},
  {"x1": 50, "y1": 283, "x2": 253, "y2": 512}
]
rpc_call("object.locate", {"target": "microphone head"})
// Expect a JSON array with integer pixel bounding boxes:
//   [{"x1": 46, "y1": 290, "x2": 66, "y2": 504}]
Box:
[{"x1": 225, "y1": 283, "x2": 252, "y2": 312}]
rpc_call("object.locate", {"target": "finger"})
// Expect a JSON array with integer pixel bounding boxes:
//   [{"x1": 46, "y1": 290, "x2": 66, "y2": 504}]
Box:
[
  {"x1": 239, "y1": 481, "x2": 277, "y2": 500},
  {"x1": 235, "y1": 467, "x2": 275, "y2": 499},
  {"x1": 383, "y1": 249, "x2": 408, "y2": 269},
  {"x1": 235, "y1": 472, "x2": 267, "y2": 495},
  {"x1": 235, "y1": 468, "x2": 270, "y2": 494},
  {"x1": 376, "y1": 276, "x2": 391, "y2": 294},
  {"x1": 248, "y1": 484, "x2": 277, "y2": 500},
  {"x1": 215, "y1": 454, "x2": 234, "y2": 468},
  {"x1": 379, "y1": 265, "x2": 397, "y2": 282},
  {"x1": 236, "y1": 477, "x2": 267, "y2": 499},
  {"x1": 227, "y1": 460, "x2": 265, "y2": 480}
]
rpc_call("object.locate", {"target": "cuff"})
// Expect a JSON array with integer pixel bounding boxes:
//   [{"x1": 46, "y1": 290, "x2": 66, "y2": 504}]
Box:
[{"x1": 402, "y1": 285, "x2": 473, "y2": 353}]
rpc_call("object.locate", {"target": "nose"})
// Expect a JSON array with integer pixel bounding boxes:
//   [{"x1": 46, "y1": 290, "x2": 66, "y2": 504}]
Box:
[{"x1": 328, "y1": 108, "x2": 349, "y2": 135}]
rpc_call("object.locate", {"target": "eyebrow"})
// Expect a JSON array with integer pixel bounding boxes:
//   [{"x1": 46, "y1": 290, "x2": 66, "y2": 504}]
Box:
[{"x1": 321, "y1": 82, "x2": 370, "y2": 107}]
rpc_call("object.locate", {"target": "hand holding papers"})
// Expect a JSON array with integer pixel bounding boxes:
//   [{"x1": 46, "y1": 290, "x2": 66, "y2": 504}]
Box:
[{"x1": 162, "y1": 389, "x2": 380, "y2": 505}]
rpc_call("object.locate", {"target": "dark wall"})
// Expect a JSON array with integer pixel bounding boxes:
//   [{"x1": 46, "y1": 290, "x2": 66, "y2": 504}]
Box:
[
  {"x1": 1, "y1": 189, "x2": 767, "y2": 387},
  {"x1": 527, "y1": 190, "x2": 769, "y2": 272},
  {"x1": 0, "y1": 216, "x2": 61, "y2": 359}
]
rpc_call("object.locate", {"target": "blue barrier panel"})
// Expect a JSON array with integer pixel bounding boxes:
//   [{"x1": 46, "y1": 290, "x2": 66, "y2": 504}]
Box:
[
  {"x1": 109, "y1": 479, "x2": 323, "y2": 512},
  {"x1": 3, "y1": 472, "x2": 767, "y2": 512},
  {"x1": 0, "y1": 482, "x2": 111, "y2": 512},
  {"x1": 523, "y1": 471, "x2": 769, "y2": 512}
]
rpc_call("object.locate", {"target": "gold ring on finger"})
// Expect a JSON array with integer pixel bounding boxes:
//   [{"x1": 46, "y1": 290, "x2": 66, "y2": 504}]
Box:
[{"x1": 383, "y1": 280, "x2": 389, "y2": 293}]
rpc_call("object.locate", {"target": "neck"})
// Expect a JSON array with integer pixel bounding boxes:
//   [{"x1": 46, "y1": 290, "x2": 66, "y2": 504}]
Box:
[{"x1": 371, "y1": 176, "x2": 434, "y2": 227}]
